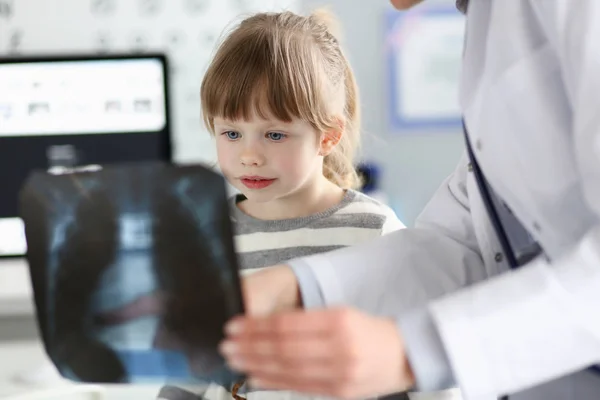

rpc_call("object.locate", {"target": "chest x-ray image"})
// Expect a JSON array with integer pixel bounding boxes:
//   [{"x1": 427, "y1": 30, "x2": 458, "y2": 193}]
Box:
[{"x1": 19, "y1": 162, "x2": 245, "y2": 386}]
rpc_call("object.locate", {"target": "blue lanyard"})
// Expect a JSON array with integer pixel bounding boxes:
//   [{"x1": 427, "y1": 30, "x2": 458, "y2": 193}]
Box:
[
  {"x1": 463, "y1": 121, "x2": 600, "y2": 387},
  {"x1": 463, "y1": 121, "x2": 539, "y2": 269}
]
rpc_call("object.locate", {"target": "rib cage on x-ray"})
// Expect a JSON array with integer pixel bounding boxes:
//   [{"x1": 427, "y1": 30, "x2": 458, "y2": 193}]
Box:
[{"x1": 19, "y1": 162, "x2": 244, "y2": 385}]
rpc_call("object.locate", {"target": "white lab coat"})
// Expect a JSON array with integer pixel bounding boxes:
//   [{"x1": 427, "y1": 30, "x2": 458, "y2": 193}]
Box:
[
  {"x1": 427, "y1": 0, "x2": 600, "y2": 398},
  {"x1": 421, "y1": 0, "x2": 600, "y2": 399},
  {"x1": 291, "y1": 1, "x2": 600, "y2": 400}
]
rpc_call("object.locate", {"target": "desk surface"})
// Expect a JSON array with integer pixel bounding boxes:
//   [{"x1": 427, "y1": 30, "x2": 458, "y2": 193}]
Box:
[
  {"x1": 0, "y1": 340, "x2": 170, "y2": 399},
  {"x1": 0, "y1": 259, "x2": 34, "y2": 316}
]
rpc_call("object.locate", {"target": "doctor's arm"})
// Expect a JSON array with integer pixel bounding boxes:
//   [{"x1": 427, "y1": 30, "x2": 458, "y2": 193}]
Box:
[
  {"x1": 284, "y1": 153, "x2": 489, "y2": 392},
  {"x1": 225, "y1": 153, "x2": 488, "y2": 397},
  {"x1": 289, "y1": 153, "x2": 486, "y2": 315},
  {"x1": 426, "y1": 2, "x2": 600, "y2": 398}
]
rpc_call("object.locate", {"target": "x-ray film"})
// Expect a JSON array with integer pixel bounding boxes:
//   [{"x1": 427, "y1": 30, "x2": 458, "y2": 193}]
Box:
[{"x1": 19, "y1": 162, "x2": 244, "y2": 386}]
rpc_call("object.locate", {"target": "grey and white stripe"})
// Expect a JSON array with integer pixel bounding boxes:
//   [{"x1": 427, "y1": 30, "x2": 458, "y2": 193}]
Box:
[{"x1": 230, "y1": 189, "x2": 405, "y2": 271}]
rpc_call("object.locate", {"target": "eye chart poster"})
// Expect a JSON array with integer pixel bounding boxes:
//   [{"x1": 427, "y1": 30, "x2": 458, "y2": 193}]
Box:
[{"x1": 0, "y1": 0, "x2": 299, "y2": 164}]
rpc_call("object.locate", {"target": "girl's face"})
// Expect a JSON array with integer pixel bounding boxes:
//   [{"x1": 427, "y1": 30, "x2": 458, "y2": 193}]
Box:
[{"x1": 213, "y1": 114, "x2": 333, "y2": 206}]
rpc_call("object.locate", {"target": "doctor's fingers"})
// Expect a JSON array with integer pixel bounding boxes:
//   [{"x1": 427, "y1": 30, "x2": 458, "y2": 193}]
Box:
[
  {"x1": 221, "y1": 335, "x2": 333, "y2": 363},
  {"x1": 224, "y1": 308, "x2": 342, "y2": 337}
]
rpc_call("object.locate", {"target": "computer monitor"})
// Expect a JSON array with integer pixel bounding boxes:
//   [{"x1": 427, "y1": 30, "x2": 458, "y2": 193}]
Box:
[{"x1": 0, "y1": 54, "x2": 172, "y2": 258}]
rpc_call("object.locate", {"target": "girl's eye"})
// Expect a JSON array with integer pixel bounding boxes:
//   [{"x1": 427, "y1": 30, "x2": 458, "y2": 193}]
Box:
[
  {"x1": 224, "y1": 131, "x2": 241, "y2": 140},
  {"x1": 267, "y1": 132, "x2": 286, "y2": 141}
]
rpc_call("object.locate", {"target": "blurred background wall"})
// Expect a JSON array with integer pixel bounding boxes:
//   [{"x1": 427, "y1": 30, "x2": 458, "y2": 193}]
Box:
[{"x1": 0, "y1": 0, "x2": 464, "y2": 225}]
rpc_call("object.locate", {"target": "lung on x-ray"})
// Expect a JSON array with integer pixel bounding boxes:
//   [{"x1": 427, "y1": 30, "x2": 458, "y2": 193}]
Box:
[{"x1": 19, "y1": 162, "x2": 244, "y2": 386}]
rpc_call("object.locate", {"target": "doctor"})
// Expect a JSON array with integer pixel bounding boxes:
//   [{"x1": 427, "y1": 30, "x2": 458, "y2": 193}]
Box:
[{"x1": 218, "y1": 0, "x2": 600, "y2": 399}]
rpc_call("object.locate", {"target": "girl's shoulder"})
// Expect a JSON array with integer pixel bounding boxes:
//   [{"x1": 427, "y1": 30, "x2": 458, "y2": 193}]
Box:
[{"x1": 332, "y1": 190, "x2": 405, "y2": 235}]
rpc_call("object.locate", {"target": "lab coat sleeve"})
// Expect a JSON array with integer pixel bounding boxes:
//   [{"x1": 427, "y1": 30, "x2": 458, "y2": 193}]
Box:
[
  {"x1": 427, "y1": 2, "x2": 600, "y2": 398},
  {"x1": 289, "y1": 259, "x2": 326, "y2": 309},
  {"x1": 285, "y1": 153, "x2": 488, "y2": 333},
  {"x1": 398, "y1": 306, "x2": 455, "y2": 391}
]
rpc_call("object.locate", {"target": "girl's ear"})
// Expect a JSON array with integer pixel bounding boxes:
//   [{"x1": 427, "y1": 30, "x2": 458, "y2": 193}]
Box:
[{"x1": 319, "y1": 119, "x2": 344, "y2": 156}]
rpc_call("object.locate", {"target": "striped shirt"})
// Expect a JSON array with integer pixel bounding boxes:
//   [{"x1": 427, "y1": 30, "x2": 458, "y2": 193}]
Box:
[{"x1": 232, "y1": 189, "x2": 405, "y2": 274}]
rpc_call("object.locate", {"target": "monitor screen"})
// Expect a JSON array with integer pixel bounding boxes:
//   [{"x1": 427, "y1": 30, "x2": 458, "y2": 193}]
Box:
[{"x1": 0, "y1": 54, "x2": 172, "y2": 257}]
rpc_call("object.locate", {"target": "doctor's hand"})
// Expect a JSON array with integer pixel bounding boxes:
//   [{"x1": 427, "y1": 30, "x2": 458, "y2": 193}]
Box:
[
  {"x1": 220, "y1": 307, "x2": 416, "y2": 399},
  {"x1": 241, "y1": 264, "x2": 302, "y2": 316}
]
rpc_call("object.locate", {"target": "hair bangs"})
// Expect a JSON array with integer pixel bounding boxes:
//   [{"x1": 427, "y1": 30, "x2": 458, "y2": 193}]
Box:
[{"x1": 201, "y1": 29, "x2": 326, "y2": 132}]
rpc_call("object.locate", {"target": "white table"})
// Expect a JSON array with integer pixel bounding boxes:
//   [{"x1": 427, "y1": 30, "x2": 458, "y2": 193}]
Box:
[
  {"x1": 0, "y1": 340, "x2": 170, "y2": 400},
  {"x1": 0, "y1": 259, "x2": 34, "y2": 317},
  {"x1": 0, "y1": 261, "x2": 167, "y2": 399}
]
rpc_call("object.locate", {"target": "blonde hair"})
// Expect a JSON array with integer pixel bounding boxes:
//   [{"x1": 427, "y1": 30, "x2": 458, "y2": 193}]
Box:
[{"x1": 200, "y1": 8, "x2": 361, "y2": 189}]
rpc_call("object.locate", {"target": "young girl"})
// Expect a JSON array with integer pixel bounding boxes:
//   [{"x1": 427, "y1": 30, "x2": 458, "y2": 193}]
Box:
[{"x1": 157, "y1": 8, "x2": 405, "y2": 400}]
